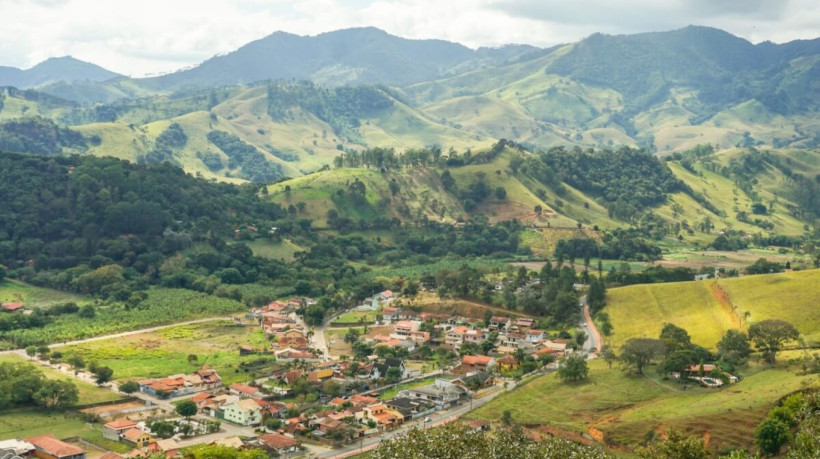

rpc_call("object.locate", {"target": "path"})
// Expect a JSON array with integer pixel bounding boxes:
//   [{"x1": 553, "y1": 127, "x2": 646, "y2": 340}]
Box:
[{"x1": 579, "y1": 296, "x2": 602, "y2": 358}]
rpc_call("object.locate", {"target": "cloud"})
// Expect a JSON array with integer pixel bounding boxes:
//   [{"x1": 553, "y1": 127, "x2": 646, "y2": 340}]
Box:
[{"x1": 0, "y1": 0, "x2": 816, "y2": 77}]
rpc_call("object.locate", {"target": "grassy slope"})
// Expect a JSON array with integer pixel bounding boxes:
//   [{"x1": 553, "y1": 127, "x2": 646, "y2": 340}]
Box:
[
  {"x1": 469, "y1": 359, "x2": 818, "y2": 452},
  {"x1": 605, "y1": 269, "x2": 820, "y2": 349},
  {"x1": 0, "y1": 279, "x2": 91, "y2": 309}
]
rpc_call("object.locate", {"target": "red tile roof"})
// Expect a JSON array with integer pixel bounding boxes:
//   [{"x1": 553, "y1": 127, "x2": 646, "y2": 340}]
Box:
[
  {"x1": 1, "y1": 302, "x2": 24, "y2": 311},
  {"x1": 229, "y1": 383, "x2": 259, "y2": 396},
  {"x1": 259, "y1": 433, "x2": 298, "y2": 450},
  {"x1": 104, "y1": 418, "x2": 137, "y2": 430},
  {"x1": 123, "y1": 428, "x2": 149, "y2": 441},
  {"x1": 26, "y1": 434, "x2": 86, "y2": 458},
  {"x1": 462, "y1": 355, "x2": 494, "y2": 366}
]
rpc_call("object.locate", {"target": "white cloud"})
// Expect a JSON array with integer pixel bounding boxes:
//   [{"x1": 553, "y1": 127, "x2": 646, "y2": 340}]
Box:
[{"x1": 0, "y1": 0, "x2": 816, "y2": 77}]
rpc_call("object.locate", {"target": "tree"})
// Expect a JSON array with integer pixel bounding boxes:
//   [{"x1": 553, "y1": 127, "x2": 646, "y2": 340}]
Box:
[
  {"x1": 150, "y1": 420, "x2": 176, "y2": 439},
  {"x1": 755, "y1": 418, "x2": 790, "y2": 456},
  {"x1": 33, "y1": 379, "x2": 78, "y2": 409},
  {"x1": 501, "y1": 410, "x2": 513, "y2": 427},
  {"x1": 25, "y1": 346, "x2": 37, "y2": 359},
  {"x1": 494, "y1": 187, "x2": 507, "y2": 200},
  {"x1": 748, "y1": 320, "x2": 799, "y2": 363},
  {"x1": 323, "y1": 380, "x2": 341, "y2": 397},
  {"x1": 187, "y1": 354, "x2": 199, "y2": 364},
  {"x1": 558, "y1": 353, "x2": 589, "y2": 382},
  {"x1": 93, "y1": 366, "x2": 114, "y2": 385},
  {"x1": 660, "y1": 349, "x2": 698, "y2": 377},
  {"x1": 620, "y1": 338, "x2": 665, "y2": 374},
  {"x1": 636, "y1": 430, "x2": 710, "y2": 459},
  {"x1": 600, "y1": 345, "x2": 617, "y2": 369},
  {"x1": 717, "y1": 329, "x2": 751, "y2": 364},
  {"x1": 659, "y1": 323, "x2": 692, "y2": 355},
  {"x1": 385, "y1": 367, "x2": 402, "y2": 384},
  {"x1": 175, "y1": 400, "x2": 198, "y2": 420},
  {"x1": 119, "y1": 381, "x2": 140, "y2": 394},
  {"x1": 344, "y1": 328, "x2": 360, "y2": 345}
]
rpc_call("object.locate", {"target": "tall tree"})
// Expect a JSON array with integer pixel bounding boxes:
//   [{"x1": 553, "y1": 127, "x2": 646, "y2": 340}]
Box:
[
  {"x1": 620, "y1": 338, "x2": 665, "y2": 374},
  {"x1": 33, "y1": 380, "x2": 78, "y2": 409},
  {"x1": 748, "y1": 320, "x2": 799, "y2": 363}
]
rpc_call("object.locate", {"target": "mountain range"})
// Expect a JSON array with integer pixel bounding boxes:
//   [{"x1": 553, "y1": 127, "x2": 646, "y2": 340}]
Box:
[{"x1": 0, "y1": 25, "x2": 818, "y2": 180}]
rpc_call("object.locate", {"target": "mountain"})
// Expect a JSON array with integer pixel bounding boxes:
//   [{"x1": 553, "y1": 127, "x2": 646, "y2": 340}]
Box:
[
  {"x1": 0, "y1": 56, "x2": 123, "y2": 89},
  {"x1": 141, "y1": 27, "x2": 539, "y2": 90}
]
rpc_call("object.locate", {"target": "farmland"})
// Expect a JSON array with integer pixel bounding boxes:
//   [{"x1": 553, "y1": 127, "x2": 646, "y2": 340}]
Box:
[
  {"x1": 0, "y1": 288, "x2": 248, "y2": 349},
  {"x1": 0, "y1": 279, "x2": 90, "y2": 309},
  {"x1": 605, "y1": 269, "x2": 820, "y2": 349},
  {"x1": 59, "y1": 321, "x2": 272, "y2": 385}
]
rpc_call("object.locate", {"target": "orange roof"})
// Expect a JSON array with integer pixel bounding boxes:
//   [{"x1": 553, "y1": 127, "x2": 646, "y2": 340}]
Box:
[
  {"x1": 372, "y1": 412, "x2": 397, "y2": 423},
  {"x1": 1, "y1": 302, "x2": 24, "y2": 311},
  {"x1": 105, "y1": 418, "x2": 137, "y2": 430},
  {"x1": 123, "y1": 428, "x2": 150, "y2": 441},
  {"x1": 100, "y1": 452, "x2": 124, "y2": 459},
  {"x1": 491, "y1": 316, "x2": 509, "y2": 323},
  {"x1": 498, "y1": 355, "x2": 516, "y2": 363},
  {"x1": 449, "y1": 326, "x2": 469, "y2": 334},
  {"x1": 26, "y1": 434, "x2": 85, "y2": 458},
  {"x1": 190, "y1": 392, "x2": 213, "y2": 403},
  {"x1": 229, "y1": 383, "x2": 259, "y2": 395},
  {"x1": 462, "y1": 355, "x2": 494, "y2": 365},
  {"x1": 259, "y1": 433, "x2": 298, "y2": 449}
]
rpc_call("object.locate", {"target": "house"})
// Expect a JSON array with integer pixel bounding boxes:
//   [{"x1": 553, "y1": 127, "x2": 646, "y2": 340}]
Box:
[
  {"x1": 459, "y1": 371, "x2": 494, "y2": 390},
  {"x1": 256, "y1": 434, "x2": 299, "y2": 456},
  {"x1": 137, "y1": 369, "x2": 222, "y2": 398},
  {"x1": 540, "y1": 339, "x2": 569, "y2": 354},
  {"x1": 527, "y1": 329, "x2": 546, "y2": 343},
  {"x1": 98, "y1": 453, "x2": 123, "y2": 459},
  {"x1": 371, "y1": 358, "x2": 407, "y2": 380},
  {"x1": 308, "y1": 369, "x2": 335, "y2": 383},
  {"x1": 228, "y1": 383, "x2": 262, "y2": 399},
  {"x1": 398, "y1": 378, "x2": 471, "y2": 409},
  {"x1": 445, "y1": 326, "x2": 469, "y2": 348},
  {"x1": 359, "y1": 404, "x2": 402, "y2": 430},
  {"x1": 497, "y1": 355, "x2": 519, "y2": 372},
  {"x1": 381, "y1": 307, "x2": 400, "y2": 322},
  {"x1": 348, "y1": 394, "x2": 379, "y2": 408},
  {"x1": 385, "y1": 398, "x2": 436, "y2": 421},
  {"x1": 460, "y1": 355, "x2": 496, "y2": 373},
  {"x1": 463, "y1": 329, "x2": 487, "y2": 345},
  {"x1": 684, "y1": 364, "x2": 718, "y2": 376},
  {"x1": 223, "y1": 399, "x2": 263, "y2": 426},
  {"x1": 489, "y1": 317, "x2": 510, "y2": 331},
  {"x1": 376, "y1": 290, "x2": 394, "y2": 302},
  {"x1": 390, "y1": 320, "x2": 421, "y2": 340},
  {"x1": 121, "y1": 429, "x2": 153, "y2": 449},
  {"x1": 26, "y1": 435, "x2": 86, "y2": 459},
  {"x1": 210, "y1": 436, "x2": 244, "y2": 450},
  {"x1": 501, "y1": 331, "x2": 530, "y2": 349},
  {"x1": 102, "y1": 419, "x2": 137, "y2": 441},
  {"x1": 515, "y1": 318, "x2": 535, "y2": 329}
]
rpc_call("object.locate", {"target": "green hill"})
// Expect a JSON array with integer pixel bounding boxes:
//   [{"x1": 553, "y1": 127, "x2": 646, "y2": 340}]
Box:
[{"x1": 605, "y1": 269, "x2": 820, "y2": 349}]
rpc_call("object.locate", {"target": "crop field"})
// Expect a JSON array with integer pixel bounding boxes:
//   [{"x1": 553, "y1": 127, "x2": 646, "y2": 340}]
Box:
[
  {"x1": 1, "y1": 288, "x2": 248, "y2": 348},
  {"x1": 468, "y1": 360, "x2": 818, "y2": 452},
  {"x1": 0, "y1": 279, "x2": 91, "y2": 309},
  {"x1": 59, "y1": 321, "x2": 271, "y2": 385},
  {"x1": 605, "y1": 269, "x2": 820, "y2": 348},
  {"x1": 333, "y1": 310, "x2": 379, "y2": 325}
]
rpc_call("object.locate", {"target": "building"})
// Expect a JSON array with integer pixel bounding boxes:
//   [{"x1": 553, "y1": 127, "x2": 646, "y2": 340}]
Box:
[
  {"x1": 385, "y1": 398, "x2": 436, "y2": 421},
  {"x1": 0, "y1": 439, "x2": 35, "y2": 457},
  {"x1": 398, "y1": 378, "x2": 471, "y2": 409},
  {"x1": 460, "y1": 355, "x2": 496, "y2": 373},
  {"x1": 445, "y1": 326, "x2": 469, "y2": 349},
  {"x1": 359, "y1": 404, "x2": 402, "y2": 430},
  {"x1": 102, "y1": 419, "x2": 137, "y2": 441},
  {"x1": 489, "y1": 317, "x2": 510, "y2": 331},
  {"x1": 497, "y1": 355, "x2": 519, "y2": 372},
  {"x1": 228, "y1": 383, "x2": 263, "y2": 399},
  {"x1": 223, "y1": 399, "x2": 263, "y2": 426},
  {"x1": 138, "y1": 369, "x2": 222, "y2": 398},
  {"x1": 390, "y1": 320, "x2": 421, "y2": 340},
  {"x1": 26, "y1": 435, "x2": 86, "y2": 459},
  {"x1": 121, "y1": 429, "x2": 153, "y2": 449},
  {"x1": 371, "y1": 358, "x2": 407, "y2": 380},
  {"x1": 1, "y1": 302, "x2": 24, "y2": 313},
  {"x1": 256, "y1": 434, "x2": 299, "y2": 456}
]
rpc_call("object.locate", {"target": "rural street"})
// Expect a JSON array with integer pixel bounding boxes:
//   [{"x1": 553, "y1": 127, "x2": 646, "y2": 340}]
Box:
[{"x1": 579, "y1": 296, "x2": 602, "y2": 358}]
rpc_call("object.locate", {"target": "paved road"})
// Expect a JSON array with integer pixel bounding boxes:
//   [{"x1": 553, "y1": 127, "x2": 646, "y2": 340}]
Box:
[{"x1": 578, "y1": 296, "x2": 602, "y2": 358}]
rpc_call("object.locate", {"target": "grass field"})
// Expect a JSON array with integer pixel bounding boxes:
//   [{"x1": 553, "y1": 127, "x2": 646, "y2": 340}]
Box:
[
  {"x1": 243, "y1": 238, "x2": 305, "y2": 261},
  {"x1": 333, "y1": 310, "x2": 379, "y2": 325},
  {"x1": 59, "y1": 321, "x2": 271, "y2": 385},
  {"x1": 468, "y1": 360, "x2": 819, "y2": 452},
  {"x1": 605, "y1": 269, "x2": 820, "y2": 349},
  {"x1": 0, "y1": 279, "x2": 91, "y2": 309}
]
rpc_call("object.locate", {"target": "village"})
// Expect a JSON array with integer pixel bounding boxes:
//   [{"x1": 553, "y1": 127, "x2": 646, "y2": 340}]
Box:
[{"x1": 0, "y1": 290, "x2": 581, "y2": 459}]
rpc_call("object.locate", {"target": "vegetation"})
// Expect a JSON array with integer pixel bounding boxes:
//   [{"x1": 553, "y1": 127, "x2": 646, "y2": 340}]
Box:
[{"x1": 367, "y1": 422, "x2": 609, "y2": 458}]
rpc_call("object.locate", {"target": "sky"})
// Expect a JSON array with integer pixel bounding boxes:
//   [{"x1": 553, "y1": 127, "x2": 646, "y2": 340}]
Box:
[{"x1": 0, "y1": 0, "x2": 818, "y2": 77}]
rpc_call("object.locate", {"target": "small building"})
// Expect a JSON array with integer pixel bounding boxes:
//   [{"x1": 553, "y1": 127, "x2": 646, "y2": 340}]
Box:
[
  {"x1": 515, "y1": 318, "x2": 535, "y2": 329},
  {"x1": 228, "y1": 383, "x2": 263, "y2": 399},
  {"x1": 0, "y1": 439, "x2": 35, "y2": 456},
  {"x1": 497, "y1": 355, "x2": 519, "y2": 372},
  {"x1": 1, "y1": 302, "x2": 25, "y2": 313},
  {"x1": 489, "y1": 317, "x2": 510, "y2": 331},
  {"x1": 223, "y1": 399, "x2": 263, "y2": 426},
  {"x1": 102, "y1": 419, "x2": 137, "y2": 441},
  {"x1": 385, "y1": 397, "x2": 436, "y2": 421},
  {"x1": 26, "y1": 435, "x2": 86, "y2": 459},
  {"x1": 371, "y1": 358, "x2": 407, "y2": 380},
  {"x1": 460, "y1": 355, "x2": 496, "y2": 373},
  {"x1": 256, "y1": 434, "x2": 299, "y2": 456},
  {"x1": 398, "y1": 378, "x2": 471, "y2": 409},
  {"x1": 121, "y1": 429, "x2": 153, "y2": 449}
]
